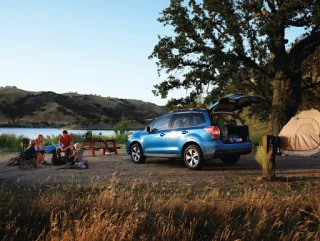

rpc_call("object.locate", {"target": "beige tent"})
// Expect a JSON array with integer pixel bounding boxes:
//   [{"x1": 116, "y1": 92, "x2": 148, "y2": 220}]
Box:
[{"x1": 279, "y1": 109, "x2": 320, "y2": 156}]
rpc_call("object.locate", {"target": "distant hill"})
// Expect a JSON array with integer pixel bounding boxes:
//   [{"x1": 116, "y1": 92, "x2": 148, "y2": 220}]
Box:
[{"x1": 0, "y1": 87, "x2": 166, "y2": 129}]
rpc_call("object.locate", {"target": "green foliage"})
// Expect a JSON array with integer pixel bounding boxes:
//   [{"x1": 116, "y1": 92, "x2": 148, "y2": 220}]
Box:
[
  {"x1": 115, "y1": 133, "x2": 129, "y2": 145},
  {"x1": 0, "y1": 134, "x2": 26, "y2": 153},
  {"x1": 0, "y1": 132, "x2": 127, "y2": 153},
  {"x1": 250, "y1": 134, "x2": 263, "y2": 147},
  {"x1": 150, "y1": 0, "x2": 320, "y2": 134},
  {"x1": 101, "y1": 117, "x2": 111, "y2": 124},
  {"x1": 72, "y1": 119, "x2": 81, "y2": 125},
  {"x1": 113, "y1": 117, "x2": 129, "y2": 136}
]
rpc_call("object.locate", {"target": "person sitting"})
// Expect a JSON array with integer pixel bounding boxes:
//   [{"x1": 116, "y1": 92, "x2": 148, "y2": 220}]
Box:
[
  {"x1": 57, "y1": 130, "x2": 74, "y2": 157},
  {"x1": 56, "y1": 143, "x2": 88, "y2": 170},
  {"x1": 25, "y1": 140, "x2": 41, "y2": 168},
  {"x1": 35, "y1": 134, "x2": 46, "y2": 164},
  {"x1": 70, "y1": 143, "x2": 88, "y2": 169},
  {"x1": 69, "y1": 143, "x2": 84, "y2": 164}
]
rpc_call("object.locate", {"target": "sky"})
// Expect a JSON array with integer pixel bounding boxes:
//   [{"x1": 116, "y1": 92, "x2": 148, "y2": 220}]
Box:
[
  {"x1": 0, "y1": 1, "x2": 305, "y2": 106},
  {"x1": 0, "y1": 0, "x2": 185, "y2": 106}
]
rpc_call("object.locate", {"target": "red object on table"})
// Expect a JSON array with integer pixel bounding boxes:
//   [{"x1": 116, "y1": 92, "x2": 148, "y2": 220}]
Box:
[{"x1": 81, "y1": 139, "x2": 122, "y2": 157}]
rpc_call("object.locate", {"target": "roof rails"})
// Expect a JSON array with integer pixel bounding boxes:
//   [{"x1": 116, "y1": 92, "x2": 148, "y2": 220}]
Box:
[{"x1": 168, "y1": 108, "x2": 207, "y2": 113}]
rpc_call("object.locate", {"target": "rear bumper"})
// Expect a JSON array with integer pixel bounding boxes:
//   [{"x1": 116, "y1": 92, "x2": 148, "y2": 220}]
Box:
[
  {"x1": 214, "y1": 148, "x2": 252, "y2": 156},
  {"x1": 203, "y1": 148, "x2": 252, "y2": 160},
  {"x1": 201, "y1": 139, "x2": 253, "y2": 160}
]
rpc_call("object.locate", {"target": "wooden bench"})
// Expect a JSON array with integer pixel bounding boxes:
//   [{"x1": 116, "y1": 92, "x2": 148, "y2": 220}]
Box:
[{"x1": 81, "y1": 139, "x2": 122, "y2": 157}]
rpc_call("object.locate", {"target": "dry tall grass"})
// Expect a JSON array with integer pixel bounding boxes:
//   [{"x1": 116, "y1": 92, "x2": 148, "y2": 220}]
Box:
[{"x1": 0, "y1": 173, "x2": 319, "y2": 241}]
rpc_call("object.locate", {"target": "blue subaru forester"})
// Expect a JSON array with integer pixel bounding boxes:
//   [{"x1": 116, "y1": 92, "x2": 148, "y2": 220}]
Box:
[{"x1": 126, "y1": 94, "x2": 260, "y2": 170}]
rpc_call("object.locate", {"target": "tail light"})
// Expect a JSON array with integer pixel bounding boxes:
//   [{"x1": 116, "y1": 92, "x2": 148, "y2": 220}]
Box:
[{"x1": 204, "y1": 126, "x2": 220, "y2": 139}]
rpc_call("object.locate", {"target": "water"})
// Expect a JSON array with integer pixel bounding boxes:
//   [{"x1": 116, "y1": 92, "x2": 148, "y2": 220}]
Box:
[{"x1": 0, "y1": 127, "x2": 118, "y2": 139}]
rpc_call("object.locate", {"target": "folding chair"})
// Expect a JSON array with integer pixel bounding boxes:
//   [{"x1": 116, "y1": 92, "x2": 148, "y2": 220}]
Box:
[
  {"x1": 19, "y1": 142, "x2": 36, "y2": 169},
  {"x1": 22, "y1": 138, "x2": 30, "y2": 148}
]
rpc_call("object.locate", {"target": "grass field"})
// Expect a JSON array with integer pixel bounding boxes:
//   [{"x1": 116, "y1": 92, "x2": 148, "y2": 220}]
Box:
[
  {"x1": 1, "y1": 176, "x2": 319, "y2": 240},
  {"x1": 1, "y1": 149, "x2": 320, "y2": 240}
]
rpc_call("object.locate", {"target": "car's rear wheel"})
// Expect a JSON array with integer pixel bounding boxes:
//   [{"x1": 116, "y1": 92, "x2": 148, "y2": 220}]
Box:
[
  {"x1": 183, "y1": 144, "x2": 204, "y2": 170},
  {"x1": 130, "y1": 143, "x2": 146, "y2": 164},
  {"x1": 220, "y1": 154, "x2": 240, "y2": 165}
]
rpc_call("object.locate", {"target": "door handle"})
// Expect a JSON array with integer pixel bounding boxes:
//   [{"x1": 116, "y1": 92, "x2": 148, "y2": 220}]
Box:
[
  {"x1": 182, "y1": 130, "x2": 188, "y2": 134},
  {"x1": 160, "y1": 133, "x2": 165, "y2": 137}
]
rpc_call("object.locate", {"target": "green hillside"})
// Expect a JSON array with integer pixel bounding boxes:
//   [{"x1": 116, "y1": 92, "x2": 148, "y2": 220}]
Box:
[{"x1": 0, "y1": 87, "x2": 166, "y2": 128}]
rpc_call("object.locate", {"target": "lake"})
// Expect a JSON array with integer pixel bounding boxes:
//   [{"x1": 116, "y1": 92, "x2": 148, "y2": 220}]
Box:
[{"x1": 0, "y1": 127, "x2": 119, "y2": 139}]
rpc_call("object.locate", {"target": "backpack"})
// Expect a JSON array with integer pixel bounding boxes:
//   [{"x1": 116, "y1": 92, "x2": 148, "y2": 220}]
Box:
[
  {"x1": 52, "y1": 156, "x2": 68, "y2": 165},
  {"x1": 7, "y1": 156, "x2": 21, "y2": 166}
]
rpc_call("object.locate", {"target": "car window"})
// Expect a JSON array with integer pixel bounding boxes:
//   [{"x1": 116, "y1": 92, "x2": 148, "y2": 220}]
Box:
[
  {"x1": 151, "y1": 114, "x2": 172, "y2": 131},
  {"x1": 190, "y1": 113, "x2": 206, "y2": 127},
  {"x1": 171, "y1": 113, "x2": 190, "y2": 128}
]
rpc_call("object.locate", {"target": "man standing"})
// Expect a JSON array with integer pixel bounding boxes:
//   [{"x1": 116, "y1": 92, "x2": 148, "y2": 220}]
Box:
[{"x1": 57, "y1": 130, "x2": 74, "y2": 157}]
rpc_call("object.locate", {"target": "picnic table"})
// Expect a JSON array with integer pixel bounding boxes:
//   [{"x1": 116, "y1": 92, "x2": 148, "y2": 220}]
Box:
[{"x1": 81, "y1": 139, "x2": 122, "y2": 157}]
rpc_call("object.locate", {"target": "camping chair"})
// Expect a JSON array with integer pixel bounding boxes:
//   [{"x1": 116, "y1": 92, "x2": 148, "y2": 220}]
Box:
[
  {"x1": 18, "y1": 141, "x2": 36, "y2": 169},
  {"x1": 22, "y1": 138, "x2": 30, "y2": 148}
]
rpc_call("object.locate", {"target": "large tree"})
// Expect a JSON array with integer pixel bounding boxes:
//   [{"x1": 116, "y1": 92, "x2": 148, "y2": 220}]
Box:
[{"x1": 149, "y1": 0, "x2": 320, "y2": 135}]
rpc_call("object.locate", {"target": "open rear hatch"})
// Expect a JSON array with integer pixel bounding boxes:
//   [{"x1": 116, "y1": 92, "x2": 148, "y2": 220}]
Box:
[
  {"x1": 210, "y1": 93, "x2": 261, "y2": 112},
  {"x1": 210, "y1": 94, "x2": 261, "y2": 143}
]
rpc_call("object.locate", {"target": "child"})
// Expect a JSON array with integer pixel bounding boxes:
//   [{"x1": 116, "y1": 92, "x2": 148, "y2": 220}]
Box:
[
  {"x1": 56, "y1": 143, "x2": 88, "y2": 170},
  {"x1": 25, "y1": 140, "x2": 41, "y2": 168},
  {"x1": 70, "y1": 143, "x2": 83, "y2": 164}
]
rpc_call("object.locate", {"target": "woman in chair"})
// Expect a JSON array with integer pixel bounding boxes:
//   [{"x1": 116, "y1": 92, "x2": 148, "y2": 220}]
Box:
[
  {"x1": 25, "y1": 140, "x2": 41, "y2": 168},
  {"x1": 35, "y1": 134, "x2": 46, "y2": 164}
]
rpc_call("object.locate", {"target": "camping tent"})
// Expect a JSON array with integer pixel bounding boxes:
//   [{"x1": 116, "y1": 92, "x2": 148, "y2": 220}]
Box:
[{"x1": 279, "y1": 109, "x2": 320, "y2": 156}]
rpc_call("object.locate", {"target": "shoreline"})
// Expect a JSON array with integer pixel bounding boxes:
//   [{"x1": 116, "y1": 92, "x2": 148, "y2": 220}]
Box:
[{"x1": 0, "y1": 123, "x2": 146, "y2": 131}]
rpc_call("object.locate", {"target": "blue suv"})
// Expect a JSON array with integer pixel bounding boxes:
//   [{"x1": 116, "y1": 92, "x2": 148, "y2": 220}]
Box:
[{"x1": 126, "y1": 94, "x2": 260, "y2": 169}]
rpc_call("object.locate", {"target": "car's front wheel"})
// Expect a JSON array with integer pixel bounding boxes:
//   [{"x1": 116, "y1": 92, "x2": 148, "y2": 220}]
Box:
[
  {"x1": 220, "y1": 154, "x2": 240, "y2": 165},
  {"x1": 183, "y1": 144, "x2": 204, "y2": 170},
  {"x1": 130, "y1": 143, "x2": 146, "y2": 164}
]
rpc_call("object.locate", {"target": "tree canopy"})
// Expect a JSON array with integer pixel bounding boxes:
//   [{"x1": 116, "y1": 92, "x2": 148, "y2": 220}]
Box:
[{"x1": 150, "y1": 0, "x2": 320, "y2": 134}]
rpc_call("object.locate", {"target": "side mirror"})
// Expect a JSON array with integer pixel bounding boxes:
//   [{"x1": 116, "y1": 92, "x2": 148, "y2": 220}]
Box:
[{"x1": 146, "y1": 126, "x2": 151, "y2": 133}]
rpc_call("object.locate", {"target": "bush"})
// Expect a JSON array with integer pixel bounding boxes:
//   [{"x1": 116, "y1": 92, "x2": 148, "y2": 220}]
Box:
[
  {"x1": 113, "y1": 117, "x2": 129, "y2": 135},
  {"x1": 0, "y1": 134, "x2": 27, "y2": 153},
  {"x1": 0, "y1": 131, "x2": 128, "y2": 154}
]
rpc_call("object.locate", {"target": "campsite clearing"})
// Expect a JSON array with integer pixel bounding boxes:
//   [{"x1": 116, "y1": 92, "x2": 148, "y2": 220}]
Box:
[{"x1": 1, "y1": 149, "x2": 320, "y2": 191}]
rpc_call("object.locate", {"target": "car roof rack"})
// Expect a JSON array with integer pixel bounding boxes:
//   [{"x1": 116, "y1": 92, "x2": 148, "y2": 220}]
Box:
[{"x1": 168, "y1": 108, "x2": 207, "y2": 113}]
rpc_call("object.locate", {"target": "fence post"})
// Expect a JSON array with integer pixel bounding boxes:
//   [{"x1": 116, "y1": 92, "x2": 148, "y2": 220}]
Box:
[{"x1": 262, "y1": 135, "x2": 276, "y2": 179}]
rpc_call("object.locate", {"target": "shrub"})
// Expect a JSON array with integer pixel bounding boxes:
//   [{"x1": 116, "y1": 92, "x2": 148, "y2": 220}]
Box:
[
  {"x1": 113, "y1": 117, "x2": 129, "y2": 135},
  {"x1": 0, "y1": 134, "x2": 27, "y2": 153}
]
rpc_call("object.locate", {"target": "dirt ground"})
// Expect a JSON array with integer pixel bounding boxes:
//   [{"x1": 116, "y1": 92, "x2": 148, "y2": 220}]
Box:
[{"x1": 1, "y1": 149, "x2": 320, "y2": 191}]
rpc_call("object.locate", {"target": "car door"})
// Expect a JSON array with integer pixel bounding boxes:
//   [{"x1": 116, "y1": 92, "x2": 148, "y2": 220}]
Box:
[
  {"x1": 143, "y1": 114, "x2": 172, "y2": 156},
  {"x1": 165, "y1": 113, "x2": 190, "y2": 157}
]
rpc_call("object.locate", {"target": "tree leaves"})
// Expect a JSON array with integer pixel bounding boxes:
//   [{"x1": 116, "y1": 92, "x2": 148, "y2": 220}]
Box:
[{"x1": 150, "y1": 0, "x2": 320, "y2": 130}]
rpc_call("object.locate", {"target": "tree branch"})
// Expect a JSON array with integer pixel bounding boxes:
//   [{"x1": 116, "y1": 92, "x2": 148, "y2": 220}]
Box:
[
  {"x1": 288, "y1": 16, "x2": 312, "y2": 27},
  {"x1": 301, "y1": 81, "x2": 320, "y2": 91},
  {"x1": 266, "y1": 0, "x2": 276, "y2": 13},
  {"x1": 289, "y1": 31, "x2": 320, "y2": 66},
  {"x1": 235, "y1": 53, "x2": 275, "y2": 78}
]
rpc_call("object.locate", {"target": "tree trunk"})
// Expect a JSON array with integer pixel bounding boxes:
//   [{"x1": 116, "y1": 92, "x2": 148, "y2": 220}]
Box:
[{"x1": 270, "y1": 71, "x2": 301, "y2": 135}]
